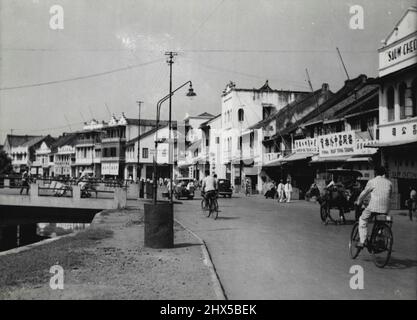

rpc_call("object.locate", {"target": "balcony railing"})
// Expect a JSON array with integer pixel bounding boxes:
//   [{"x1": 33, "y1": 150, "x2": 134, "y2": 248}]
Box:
[
  {"x1": 75, "y1": 158, "x2": 93, "y2": 165},
  {"x1": 76, "y1": 138, "x2": 98, "y2": 146},
  {"x1": 101, "y1": 137, "x2": 125, "y2": 143}
]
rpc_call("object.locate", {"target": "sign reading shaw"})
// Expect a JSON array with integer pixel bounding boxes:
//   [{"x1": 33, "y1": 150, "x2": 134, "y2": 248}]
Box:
[{"x1": 379, "y1": 33, "x2": 417, "y2": 77}]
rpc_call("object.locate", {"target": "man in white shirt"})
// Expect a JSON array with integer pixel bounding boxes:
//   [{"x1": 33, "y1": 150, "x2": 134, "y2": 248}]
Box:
[
  {"x1": 284, "y1": 180, "x2": 293, "y2": 203},
  {"x1": 277, "y1": 179, "x2": 285, "y2": 202},
  {"x1": 202, "y1": 171, "x2": 217, "y2": 201},
  {"x1": 355, "y1": 166, "x2": 392, "y2": 248}
]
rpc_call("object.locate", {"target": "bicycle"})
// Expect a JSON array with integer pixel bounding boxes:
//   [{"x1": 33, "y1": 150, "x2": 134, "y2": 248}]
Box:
[
  {"x1": 349, "y1": 213, "x2": 394, "y2": 268},
  {"x1": 201, "y1": 192, "x2": 209, "y2": 211},
  {"x1": 201, "y1": 191, "x2": 219, "y2": 219}
]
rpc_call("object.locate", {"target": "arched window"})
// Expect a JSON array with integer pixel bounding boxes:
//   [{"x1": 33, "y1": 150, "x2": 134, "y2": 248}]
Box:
[
  {"x1": 387, "y1": 86, "x2": 395, "y2": 122},
  {"x1": 399, "y1": 82, "x2": 406, "y2": 119},
  {"x1": 238, "y1": 108, "x2": 244, "y2": 122}
]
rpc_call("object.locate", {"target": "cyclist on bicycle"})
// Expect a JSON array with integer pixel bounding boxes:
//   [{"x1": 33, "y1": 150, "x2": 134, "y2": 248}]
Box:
[
  {"x1": 355, "y1": 166, "x2": 392, "y2": 248},
  {"x1": 202, "y1": 170, "x2": 217, "y2": 205}
]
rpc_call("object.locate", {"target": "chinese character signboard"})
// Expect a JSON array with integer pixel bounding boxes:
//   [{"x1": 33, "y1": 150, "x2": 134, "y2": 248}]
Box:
[
  {"x1": 355, "y1": 139, "x2": 378, "y2": 154},
  {"x1": 379, "y1": 120, "x2": 417, "y2": 143},
  {"x1": 294, "y1": 131, "x2": 377, "y2": 157},
  {"x1": 318, "y1": 131, "x2": 355, "y2": 156},
  {"x1": 293, "y1": 138, "x2": 318, "y2": 153}
]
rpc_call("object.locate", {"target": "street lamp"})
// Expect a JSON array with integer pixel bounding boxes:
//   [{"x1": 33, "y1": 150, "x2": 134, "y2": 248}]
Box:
[{"x1": 152, "y1": 80, "x2": 197, "y2": 204}]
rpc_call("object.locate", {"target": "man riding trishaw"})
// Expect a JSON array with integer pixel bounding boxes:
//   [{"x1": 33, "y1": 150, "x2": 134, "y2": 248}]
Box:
[{"x1": 319, "y1": 169, "x2": 364, "y2": 224}]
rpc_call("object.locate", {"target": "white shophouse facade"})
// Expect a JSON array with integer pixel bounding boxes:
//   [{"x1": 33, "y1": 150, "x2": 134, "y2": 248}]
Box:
[
  {"x1": 220, "y1": 81, "x2": 308, "y2": 192},
  {"x1": 33, "y1": 141, "x2": 54, "y2": 177},
  {"x1": 125, "y1": 125, "x2": 171, "y2": 180},
  {"x1": 376, "y1": 6, "x2": 417, "y2": 209},
  {"x1": 177, "y1": 113, "x2": 215, "y2": 180}
]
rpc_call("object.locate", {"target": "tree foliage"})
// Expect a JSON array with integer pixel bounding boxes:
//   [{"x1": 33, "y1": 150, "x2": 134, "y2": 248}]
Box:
[{"x1": 0, "y1": 150, "x2": 12, "y2": 174}]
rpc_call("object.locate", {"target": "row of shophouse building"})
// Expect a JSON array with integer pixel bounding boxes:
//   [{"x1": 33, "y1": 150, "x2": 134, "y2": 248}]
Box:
[{"x1": 2, "y1": 7, "x2": 417, "y2": 209}]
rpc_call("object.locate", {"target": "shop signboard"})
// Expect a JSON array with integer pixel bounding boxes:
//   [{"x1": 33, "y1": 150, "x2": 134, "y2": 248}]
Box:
[
  {"x1": 293, "y1": 138, "x2": 318, "y2": 153},
  {"x1": 355, "y1": 139, "x2": 378, "y2": 154},
  {"x1": 102, "y1": 163, "x2": 119, "y2": 175},
  {"x1": 379, "y1": 34, "x2": 417, "y2": 77},
  {"x1": 318, "y1": 131, "x2": 355, "y2": 156},
  {"x1": 379, "y1": 119, "x2": 417, "y2": 143}
]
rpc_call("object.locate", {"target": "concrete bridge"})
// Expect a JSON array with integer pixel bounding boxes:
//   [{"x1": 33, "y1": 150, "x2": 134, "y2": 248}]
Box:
[{"x1": 0, "y1": 183, "x2": 128, "y2": 211}]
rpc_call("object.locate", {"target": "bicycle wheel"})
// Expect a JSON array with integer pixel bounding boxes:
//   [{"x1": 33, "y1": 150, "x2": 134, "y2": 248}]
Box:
[
  {"x1": 211, "y1": 198, "x2": 219, "y2": 220},
  {"x1": 371, "y1": 223, "x2": 393, "y2": 268},
  {"x1": 327, "y1": 207, "x2": 339, "y2": 224},
  {"x1": 320, "y1": 205, "x2": 328, "y2": 222},
  {"x1": 349, "y1": 222, "x2": 362, "y2": 259}
]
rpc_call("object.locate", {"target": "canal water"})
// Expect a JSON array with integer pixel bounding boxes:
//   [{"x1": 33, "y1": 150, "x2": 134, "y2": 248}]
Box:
[
  {"x1": 0, "y1": 205, "x2": 100, "y2": 253},
  {"x1": 0, "y1": 223, "x2": 91, "y2": 252}
]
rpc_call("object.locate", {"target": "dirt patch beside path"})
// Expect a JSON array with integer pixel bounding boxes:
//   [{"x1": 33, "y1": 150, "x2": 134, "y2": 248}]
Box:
[{"x1": 0, "y1": 208, "x2": 217, "y2": 300}]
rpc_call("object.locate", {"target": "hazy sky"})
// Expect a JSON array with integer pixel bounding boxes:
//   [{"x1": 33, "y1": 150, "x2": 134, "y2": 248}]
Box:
[{"x1": 0, "y1": 0, "x2": 415, "y2": 142}]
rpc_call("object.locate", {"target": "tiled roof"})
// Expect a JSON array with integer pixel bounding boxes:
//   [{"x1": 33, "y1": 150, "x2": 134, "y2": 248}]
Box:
[
  {"x1": 20, "y1": 136, "x2": 48, "y2": 148},
  {"x1": 271, "y1": 75, "x2": 373, "y2": 138},
  {"x1": 249, "y1": 85, "x2": 333, "y2": 131},
  {"x1": 198, "y1": 112, "x2": 215, "y2": 118},
  {"x1": 50, "y1": 133, "x2": 78, "y2": 152},
  {"x1": 5, "y1": 135, "x2": 43, "y2": 148},
  {"x1": 126, "y1": 121, "x2": 178, "y2": 146},
  {"x1": 125, "y1": 118, "x2": 169, "y2": 126},
  {"x1": 302, "y1": 82, "x2": 378, "y2": 127},
  {"x1": 199, "y1": 114, "x2": 221, "y2": 128}
]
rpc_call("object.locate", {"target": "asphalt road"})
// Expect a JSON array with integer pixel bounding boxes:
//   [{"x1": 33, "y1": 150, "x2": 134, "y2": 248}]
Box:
[{"x1": 174, "y1": 193, "x2": 417, "y2": 300}]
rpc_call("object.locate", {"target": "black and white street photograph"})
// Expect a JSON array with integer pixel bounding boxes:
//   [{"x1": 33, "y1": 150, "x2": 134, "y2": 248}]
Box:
[{"x1": 0, "y1": 0, "x2": 416, "y2": 303}]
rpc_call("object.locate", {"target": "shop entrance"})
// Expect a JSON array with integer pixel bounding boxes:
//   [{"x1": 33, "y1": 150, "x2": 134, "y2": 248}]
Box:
[{"x1": 398, "y1": 178, "x2": 417, "y2": 209}]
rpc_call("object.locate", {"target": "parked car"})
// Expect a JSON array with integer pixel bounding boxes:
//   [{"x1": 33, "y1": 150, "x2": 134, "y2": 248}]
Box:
[
  {"x1": 173, "y1": 177, "x2": 195, "y2": 200},
  {"x1": 218, "y1": 179, "x2": 232, "y2": 198}
]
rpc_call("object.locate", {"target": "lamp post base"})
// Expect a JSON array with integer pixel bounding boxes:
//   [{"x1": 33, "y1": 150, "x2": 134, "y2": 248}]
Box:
[{"x1": 144, "y1": 202, "x2": 174, "y2": 248}]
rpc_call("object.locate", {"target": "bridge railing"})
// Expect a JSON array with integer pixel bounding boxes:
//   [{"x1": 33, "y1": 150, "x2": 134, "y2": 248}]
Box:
[{"x1": 0, "y1": 175, "x2": 150, "y2": 201}]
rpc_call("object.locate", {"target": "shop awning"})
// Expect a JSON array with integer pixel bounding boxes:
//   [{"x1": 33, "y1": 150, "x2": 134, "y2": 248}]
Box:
[
  {"x1": 310, "y1": 155, "x2": 352, "y2": 163},
  {"x1": 263, "y1": 158, "x2": 286, "y2": 167},
  {"x1": 283, "y1": 152, "x2": 316, "y2": 162},
  {"x1": 345, "y1": 156, "x2": 372, "y2": 162},
  {"x1": 365, "y1": 139, "x2": 417, "y2": 148}
]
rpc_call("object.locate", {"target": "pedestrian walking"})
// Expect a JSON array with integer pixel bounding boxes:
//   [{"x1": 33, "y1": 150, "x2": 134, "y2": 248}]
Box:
[
  {"x1": 245, "y1": 178, "x2": 251, "y2": 196},
  {"x1": 284, "y1": 180, "x2": 293, "y2": 203},
  {"x1": 408, "y1": 186, "x2": 416, "y2": 221},
  {"x1": 20, "y1": 169, "x2": 30, "y2": 195},
  {"x1": 277, "y1": 179, "x2": 285, "y2": 202}
]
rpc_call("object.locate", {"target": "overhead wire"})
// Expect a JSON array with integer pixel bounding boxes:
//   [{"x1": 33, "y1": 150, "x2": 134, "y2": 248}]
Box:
[{"x1": 0, "y1": 58, "x2": 164, "y2": 91}]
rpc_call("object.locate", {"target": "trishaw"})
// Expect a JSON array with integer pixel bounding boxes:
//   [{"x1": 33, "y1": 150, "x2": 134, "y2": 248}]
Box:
[
  {"x1": 319, "y1": 169, "x2": 364, "y2": 225},
  {"x1": 173, "y1": 177, "x2": 195, "y2": 200}
]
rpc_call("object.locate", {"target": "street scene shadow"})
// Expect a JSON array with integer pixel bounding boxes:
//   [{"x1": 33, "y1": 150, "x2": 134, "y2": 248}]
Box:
[
  {"x1": 173, "y1": 242, "x2": 202, "y2": 249},
  {"x1": 215, "y1": 216, "x2": 240, "y2": 220},
  {"x1": 385, "y1": 257, "x2": 417, "y2": 270}
]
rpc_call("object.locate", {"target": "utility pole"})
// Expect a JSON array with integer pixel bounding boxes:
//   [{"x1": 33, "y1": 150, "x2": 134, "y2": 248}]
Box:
[
  {"x1": 336, "y1": 47, "x2": 350, "y2": 80},
  {"x1": 165, "y1": 51, "x2": 177, "y2": 204},
  {"x1": 306, "y1": 68, "x2": 324, "y2": 122},
  {"x1": 136, "y1": 101, "x2": 143, "y2": 191}
]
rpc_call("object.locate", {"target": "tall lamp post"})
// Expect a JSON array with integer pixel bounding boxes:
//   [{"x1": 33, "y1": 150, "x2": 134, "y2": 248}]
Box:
[
  {"x1": 136, "y1": 100, "x2": 143, "y2": 197},
  {"x1": 153, "y1": 80, "x2": 196, "y2": 204}
]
